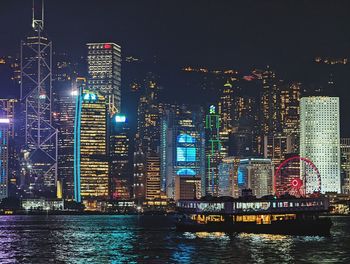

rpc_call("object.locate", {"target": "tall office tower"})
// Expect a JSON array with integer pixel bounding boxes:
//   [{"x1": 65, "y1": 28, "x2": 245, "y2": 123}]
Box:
[
  {"x1": 300, "y1": 97, "x2": 341, "y2": 193},
  {"x1": 20, "y1": 1, "x2": 58, "y2": 196},
  {"x1": 280, "y1": 83, "x2": 301, "y2": 152},
  {"x1": 205, "y1": 105, "x2": 226, "y2": 196},
  {"x1": 160, "y1": 105, "x2": 205, "y2": 199},
  {"x1": 56, "y1": 79, "x2": 81, "y2": 200},
  {"x1": 74, "y1": 91, "x2": 109, "y2": 209},
  {"x1": 0, "y1": 99, "x2": 18, "y2": 191},
  {"x1": 264, "y1": 134, "x2": 295, "y2": 167},
  {"x1": 133, "y1": 79, "x2": 163, "y2": 201},
  {"x1": 340, "y1": 138, "x2": 350, "y2": 195},
  {"x1": 218, "y1": 81, "x2": 235, "y2": 159},
  {"x1": 218, "y1": 156, "x2": 240, "y2": 198},
  {"x1": 87, "y1": 42, "x2": 121, "y2": 115},
  {"x1": 218, "y1": 81, "x2": 234, "y2": 131},
  {"x1": 261, "y1": 66, "x2": 281, "y2": 135},
  {"x1": 110, "y1": 114, "x2": 131, "y2": 200},
  {"x1": 136, "y1": 79, "x2": 163, "y2": 154},
  {"x1": 0, "y1": 118, "x2": 9, "y2": 199},
  {"x1": 238, "y1": 158, "x2": 274, "y2": 198},
  {"x1": 145, "y1": 154, "x2": 161, "y2": 200},
  {"x1": 0, "y1": 99, "x2": 16, "y2": 139}
]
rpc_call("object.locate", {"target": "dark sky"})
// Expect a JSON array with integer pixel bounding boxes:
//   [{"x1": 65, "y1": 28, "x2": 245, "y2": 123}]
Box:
[
  {"x1": 1, "y1": 0, "x2": 350, "y2": 134},
  {"x1": 1, "y1": 0, "x2": 350, "y2": 68}
]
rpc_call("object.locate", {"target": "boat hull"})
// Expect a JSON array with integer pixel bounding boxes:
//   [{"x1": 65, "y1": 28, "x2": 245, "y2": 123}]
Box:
[{"x1": 176, "y1": 218, "x2": 332, "y2": 236}]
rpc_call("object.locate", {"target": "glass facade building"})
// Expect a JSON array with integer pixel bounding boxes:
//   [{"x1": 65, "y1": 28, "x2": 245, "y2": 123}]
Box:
[{"x1": 74, "y1": 91, "x2": 109, "y2": 208}]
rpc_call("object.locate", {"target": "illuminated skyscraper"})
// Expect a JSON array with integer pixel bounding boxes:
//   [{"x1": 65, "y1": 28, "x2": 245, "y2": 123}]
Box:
[
  {"x1": 56, "y1": 78, "x2": 83, "y2": 200},
  {"x1": 74, "y1": 91, "x2": 109, "y2": 208},
  {"x1": 340, "y1": 138, "x2": 350, "y2": 195},
  {"x1": 133, "y1": 78, "x2": 163, "y2": 201},
  {"x1": 300, "y1": 97, "x2": 341, "y2": 193},
  {"x1": 161, "y1": 105, "x2": 205, "y2": 199},
  {"x1": 110, "y1": 114, "x2": 131, "y2": 200},
  {"x1": 0, "y1": 118, "x2": 9, "y2": 199},
  {"x1": 0, "y1": 99, "x2": 18, "y2": 191},
  {"x1": 205, "y1": 105, "x2": 226, "y2": 196},
  {"x1": 87, "y1": 42, "x2": 121, "y2": 115},
  {"x1": 261, "y1": 66, "x2": 281, "y2": 135},
  {"x1": 218, "y1": 81, "x2": 234, "y2": 131},
  {"x1": 280, "y1": 83, "x2": 300, "y2": 152},
  {"x1": 20, "y1": 2, "x2": 58, "y2": 196}
]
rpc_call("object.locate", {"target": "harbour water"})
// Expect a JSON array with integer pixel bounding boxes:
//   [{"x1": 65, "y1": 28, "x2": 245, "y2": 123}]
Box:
[{"x1": 0, "y1": 215, "x2": 349, "y2": 263}]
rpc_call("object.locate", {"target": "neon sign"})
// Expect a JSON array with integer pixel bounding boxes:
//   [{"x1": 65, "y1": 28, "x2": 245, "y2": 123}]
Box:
[{"x1": 209, "y1": 105, "x2": 216, "y2": 114}]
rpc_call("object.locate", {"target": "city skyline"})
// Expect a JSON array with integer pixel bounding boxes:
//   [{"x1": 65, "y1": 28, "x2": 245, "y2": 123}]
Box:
[
  {"x1": 0, "y1": 1, "x2": 349, "y2": 263},
  {"x1": 1, "y1": 0, "x2": 350, "y2": 136}
]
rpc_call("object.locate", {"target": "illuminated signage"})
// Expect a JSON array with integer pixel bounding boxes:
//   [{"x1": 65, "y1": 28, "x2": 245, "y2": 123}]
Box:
[
  {"x1": 191, "y1": 214, "x2": 225, "y2": 224},
  {"x1": 83, "y1": 93, "x2": 97, "y2": 101},
  {"x1": 115, "y1": 115, "x2": 126, "y2": 123},
  {"x1": 177, "y1": 147, "x2": 196, "y2": 162},
  {"x1": 104, "y1": 44, "x2": 112, "y2": 49},
  {"x1": 209, "y1": 105, "x2": 216, "y2": 114}
]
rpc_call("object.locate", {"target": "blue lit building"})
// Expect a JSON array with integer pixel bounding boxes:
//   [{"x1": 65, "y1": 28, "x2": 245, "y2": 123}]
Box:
[
  {"x1": 160, "y1": 105, "x2": 205, "y2": 200},
  {"x1": 218, "y1": 156, "x2": 240, "y2": 198},
  {"x1": 74, "y1": 90, "x2": 109, "y2": 208},
  {"x1": 0, "y1": 117, "x2": 9, "y2": 199}
]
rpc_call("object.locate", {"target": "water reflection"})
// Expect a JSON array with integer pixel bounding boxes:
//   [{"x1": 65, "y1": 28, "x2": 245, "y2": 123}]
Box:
[{"x1": 0, "y1": 215, "x2": 349, "y2": 263}]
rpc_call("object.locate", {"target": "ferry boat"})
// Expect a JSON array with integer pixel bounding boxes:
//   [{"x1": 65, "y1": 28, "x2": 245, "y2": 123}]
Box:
[{"x1": 176, "y1": 196, "x2": 332, "y2": 236}]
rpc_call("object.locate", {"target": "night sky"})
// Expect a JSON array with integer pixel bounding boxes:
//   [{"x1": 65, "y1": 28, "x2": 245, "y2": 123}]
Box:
[{"x1": 1, "y1": 0, "x2": 350, "y2": 133}]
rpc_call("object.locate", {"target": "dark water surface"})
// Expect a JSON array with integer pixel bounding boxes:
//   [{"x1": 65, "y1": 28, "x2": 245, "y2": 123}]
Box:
[{"x1": 0, "y1": 215, "x2": 349, "y2": 263}]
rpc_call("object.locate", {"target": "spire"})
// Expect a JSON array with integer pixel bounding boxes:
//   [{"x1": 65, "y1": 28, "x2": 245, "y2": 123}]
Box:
[{"x1": 32, "y1": 0, "x2": 44, "y2": 31}]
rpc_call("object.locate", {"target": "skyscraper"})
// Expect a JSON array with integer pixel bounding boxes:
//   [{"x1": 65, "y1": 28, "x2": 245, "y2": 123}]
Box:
[
  {"x1": 205, "y1": 104, "x2": 226, "y2": 196},
  {"x1": 56, "y1": 79, "x2": 81, "y2": 200},
  {"x1": 110, "y1": 114, "x2": 131, "y2": 200},
  {"x1": 20, "y1": 2, "x2": 58, "y2": 196},
  {"x1": 74, "y1": 91, "x2": 109, "y2": 208},
  {"x1": 133, "y1": 78, "x2": 163, "y2": 201},
  {"x1": 300, "y1": 97, "x2": 341, "y2": 193},
  {"x1": 87, "y1": 42, "x2": 121, "y2": 115},
  {"x1": 261, "y1": 66, "x2": 281, "y2": 135},
  {"x1": 161, "y1": 105, "x2": 205, "y2": 199},
  {"x1": 340, "y1": 138, "x2": 350, "y2": 195},
  {"x1": 0, "y1": 118, "x2": 9, "y2": 199}
]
